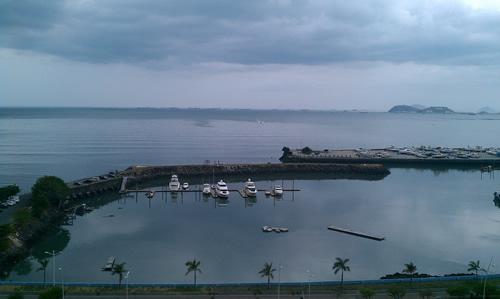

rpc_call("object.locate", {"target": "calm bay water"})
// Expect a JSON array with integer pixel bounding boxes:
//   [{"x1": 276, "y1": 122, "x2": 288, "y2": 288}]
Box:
[{"x1": 1, "y1": 108, "x2": 499, "y2": 284}]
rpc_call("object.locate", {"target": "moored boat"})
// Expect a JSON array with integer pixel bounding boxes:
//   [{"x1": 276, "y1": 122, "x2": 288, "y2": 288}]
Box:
[
  {"x1": 182, "y1": 182, "x2": 189, "y2": 190},
  {"x1": 169, "y1": 175, "x2": 180, "y2": 191},
  {"x1": 202, "y1": 183, "x2": 211, "y2": 196},
  {"x1": 273, "y1": 185, "x2": 283, "y2": 196},
  {"x1": 216, "y1": 180, "x2": 230, "y2": 198},
  {"x1": 244, "y1": 178, "x2": 257, "y2": 197}
]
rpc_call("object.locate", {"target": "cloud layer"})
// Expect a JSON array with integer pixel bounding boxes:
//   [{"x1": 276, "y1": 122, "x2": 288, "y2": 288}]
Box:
[{"x1": 1, "y1": 0, "x2": 500, "y2": 111}]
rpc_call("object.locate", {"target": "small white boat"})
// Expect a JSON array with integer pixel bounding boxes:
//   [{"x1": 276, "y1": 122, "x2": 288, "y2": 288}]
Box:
[
  {"x1": 202, "y1": 183, "x2": 211, "y2": 195},
  {"x1": 273, "y1": 185, "x2": 283, "y2": 196},
  {"x1": 169, "y1": 175, "x2": 180, "y2": 191},
  {"x1": 262, "y1": 226, "x2": 273, "y2": 232},
  {"x1": 146, "y1": 190, "x2": 154, "y2": 198},
  {"x1": 244, "y1": 178, "x2": 257, "y2": 197},
  {"x1": 182, "y1": 182, "x2": 189, "y2": 190},
  {"x1": 216, "y1": 180, "x2": 230, "y2": 198},
  {"x1": 265, "y1": 190, "x2": 271, "y2": 196}
]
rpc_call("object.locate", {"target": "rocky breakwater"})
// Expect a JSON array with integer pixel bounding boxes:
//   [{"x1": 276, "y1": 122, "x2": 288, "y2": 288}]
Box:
[{"x1": 119, "y1": 163, "x2": 390, "y2": 185}]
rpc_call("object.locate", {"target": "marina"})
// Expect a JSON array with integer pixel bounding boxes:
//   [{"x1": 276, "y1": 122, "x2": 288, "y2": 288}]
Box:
[{"x1": 282, "y1": 145, "x2": 500, "y2": 166}]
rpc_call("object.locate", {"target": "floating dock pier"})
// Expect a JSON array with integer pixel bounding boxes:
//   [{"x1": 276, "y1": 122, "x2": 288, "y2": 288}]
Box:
[
  {"x1": 328, "y1": 225, "x2": 385, "y2": 241},
  {"x1": 102, "y1": 256, "x2": 115, "y2": 271}
]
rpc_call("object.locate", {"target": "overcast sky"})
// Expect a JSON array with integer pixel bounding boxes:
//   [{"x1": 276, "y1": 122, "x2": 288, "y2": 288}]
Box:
[{"x1": 1, "y1": 0, "x2": 499, "y2": 112}]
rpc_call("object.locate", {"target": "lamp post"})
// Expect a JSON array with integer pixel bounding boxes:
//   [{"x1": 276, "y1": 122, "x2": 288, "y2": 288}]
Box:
[
  {"x1": 58, "y1": 267, "x2": 64, "y2": 299},
  {"x1": 482, "y1": 257, "x2": 495, "y2": 299},
  {"x1": 44, "y1": 250, "x2": 60, "y2": 286},
  {"x1": 306, "y1": 270, "x2": 313, "y2": 299},
  {"x1": 278, "y1": 264, "x2": 283, "y2": 299},
  {"x1": 125, "y1": 271, "x2": 130, "y2": 299}
]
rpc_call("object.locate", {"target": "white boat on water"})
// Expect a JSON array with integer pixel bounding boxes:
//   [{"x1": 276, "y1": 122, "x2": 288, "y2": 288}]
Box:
[
  {"x1": 169, "y1": 175, "x2": 180, "y2": 191},
  {"x1": 202, "y1": 183, "x2": 211, "y2": 196},
  {"x1": 182, "y1": 182, "x2": 189, "y2": 190},
  {"x1": 244, "y1": 178, "x2": 257, "y2": 197},
  {"x1": 273, "y1": 185, "x2": 283, "y2": 196},
  {"x1": 216, "y1": 180, "x2": 230, "y2": 198}
]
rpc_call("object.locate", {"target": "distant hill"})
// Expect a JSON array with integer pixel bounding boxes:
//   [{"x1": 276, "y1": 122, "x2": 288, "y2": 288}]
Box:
[
  {"x1": 389, "y1": 105, "x2": 455, "y2": 114},
  {"x1": 478, "y1": 106, "x2": 497, "y2": 113},
  {"x1": 420, "y1": 106, "x2": 455, "y2": 114},
  {"x1": 388, "y1": 105, "x2": 421, "y2": 113},
  {"x1": 411, "y1": 104, "x2": 426, "y2": 110}
]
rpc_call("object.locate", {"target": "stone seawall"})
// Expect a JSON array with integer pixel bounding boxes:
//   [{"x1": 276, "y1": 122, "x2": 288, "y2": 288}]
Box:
[
  {"x1": 118, "y1": 163, "x2": 391, "y2": 184},
  {"x1": 68, "y1": 163, "x2": 390, "y2": 197}
]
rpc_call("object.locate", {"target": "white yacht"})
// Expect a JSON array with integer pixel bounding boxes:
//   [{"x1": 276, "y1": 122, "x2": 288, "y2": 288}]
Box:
[
  {"x1": 244, "y1": 178, "x2": 258, "y2": 197},
  {"x1": 273, "y1": 185, "x2": 283, "y2": 196},
  {"x1": 169, "y1": 175, "x2": 180, "y2": 191},
  {"x1": 202, "y1": 183, "x2": 211, "y2": 196},
  {"x1": 182, "y1": 182, "x2": 189, "y2": 190},
  {"x1": 216, "y1": 180, "x2": 230, "y2": 198}
]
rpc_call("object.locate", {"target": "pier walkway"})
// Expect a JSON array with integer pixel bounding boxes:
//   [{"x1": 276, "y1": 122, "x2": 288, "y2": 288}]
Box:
[{"x1": 328, "y1": 225, "x2": 385, "y2": 241}]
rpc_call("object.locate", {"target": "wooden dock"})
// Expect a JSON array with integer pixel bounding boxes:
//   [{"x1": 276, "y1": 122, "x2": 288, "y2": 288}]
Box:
[{"x1": 328, "y1": 225, "x2": 385, "y2": 241}]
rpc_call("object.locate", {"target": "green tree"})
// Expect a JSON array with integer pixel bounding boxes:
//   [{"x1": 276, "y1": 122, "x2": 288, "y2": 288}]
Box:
[
  {"x1": 30, "y1": 195, "x2": 51, "y2": 218},
  {"x1": 0, "y1": 185, "x2": 20, "y2": 201},
  {"x1": 418, "y1": 289, "x2": 433, "y2": 299},
  {"x1": 12, "y1": 209, "x2": 32, "y2": 228},
  {"x1": 446, "y1": 285, "x2": 470, "y2": 297},
  {"x1": 38, "y1": 286, "x2": 63, "y2": 299},
  {"x1": 403, "y1": 262, "x2": 417, "y2": 286},
  {"x1": 185, "y1": 259, "x2": 202, "y2": 289},
  {"x1": 472, "y1": 281, "x2": 498, "y2": 298},
  {"x1": 282, "y1": 147, "x2": 291, "y2": 154},
  {"x1": 301, "y1": 147, "x2": 312, "y2": 155},
  {"x1": 0, "y1": 224, "x2": 13, "y2": 252},
  {"x1": 31, "y1": 176, "x2": 69, "y2": 209},
  {"x1": 7, "y1": 292, "x2": 24, "y2": 299},
  {"x1": 111, "y1": 262, "x2": 127, "y2": 288},
  {"x1": 387, "y1": 286, "x2": 406, "y2": 299},
  {"x1": 36, "y1": 258, "x2": 50, "y2": 288},
  {"x1": 359, "y1": 287, "x2": 376, "y2": 299},
  {"x1": 332, "y1": 257, "x2": 350, "y2": 289},
  {"x1": 468, "y1": 260, "x2": 481, "y2": 282},
  {"x1": 258, "y1": 262, "x2": 276, "y2": 289}
]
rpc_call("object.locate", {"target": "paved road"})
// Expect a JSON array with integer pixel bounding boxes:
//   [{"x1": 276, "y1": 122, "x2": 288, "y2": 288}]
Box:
[{"x1": 0, "y1": 288, "x2": 450, "y2": 298}]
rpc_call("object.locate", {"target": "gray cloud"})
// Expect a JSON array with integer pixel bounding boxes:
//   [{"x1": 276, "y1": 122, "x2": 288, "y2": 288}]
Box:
[{"x1": 2, "y1": 0, "x2": 499, "y2": 67}]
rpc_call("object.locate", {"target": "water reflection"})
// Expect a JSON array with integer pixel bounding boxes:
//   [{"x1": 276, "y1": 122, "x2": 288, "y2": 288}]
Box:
[{"x1": 6, "y1": 169, "x2": 500, "y2": 284}]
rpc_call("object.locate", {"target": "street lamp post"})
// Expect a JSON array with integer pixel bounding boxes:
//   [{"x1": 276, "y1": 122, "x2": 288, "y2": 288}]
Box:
[
  {"x1": 306, "y1": 270, "x2": 313, "y2": 299},
  {"x1": 59, "y1": 267, "x2": 64, "y2": 299},
  {"x1": 278, "y1": 264, "x2": 283, "y2": 299},
  {"x1": 125, "y1": 271, "x2": 130, "y2": 299},
  {"x1": 483, "y1": 257, "x2": 495, "y2": 299},
  {"x1": 44, "y1": 250, "x2": 60, "y2": 286}
]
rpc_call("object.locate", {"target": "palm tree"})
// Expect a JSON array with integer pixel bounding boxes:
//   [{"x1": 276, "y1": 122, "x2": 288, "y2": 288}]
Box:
[
  {"x1": 332, "y1": 257, "x2": 350, "y2": 289},
  {"x1": 111, "y1": 262, "x2": 127, "y2": 288},
  {"x1": 185, "y1": 259, "x2": 202, "y2": 289},
  {"x1": 258, "y1": 262, "x2": 276, "y2": 289},
  {"x1": 468, "y1": 260, "x2": 481, "y2": 282},
  {"x1": 403, "y1": 262, "x2": 417, "y2": 286},
  {"x1": 36, "y1": 258, "x2": 50, "y2": 288}
]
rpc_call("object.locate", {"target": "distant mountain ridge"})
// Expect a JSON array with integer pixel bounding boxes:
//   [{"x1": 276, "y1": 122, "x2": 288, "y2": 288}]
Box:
[{"x1": 389, "y1": 105, "x2": 454, "y2": 114}]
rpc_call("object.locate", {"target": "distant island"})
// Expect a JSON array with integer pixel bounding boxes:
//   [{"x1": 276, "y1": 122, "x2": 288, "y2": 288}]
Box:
[
  {"x1": 389, "y1": 105, "x2": 455, "y2": 114},
  {"x1": 388, "y1": 105, "x2": 499, "y2": 114}
]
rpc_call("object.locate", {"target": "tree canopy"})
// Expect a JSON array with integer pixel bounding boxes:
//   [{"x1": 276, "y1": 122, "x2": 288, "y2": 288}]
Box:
[
  {"x1": 0, "y1": 185, "x2": 20, "y2": 201},
  {"x1": 31, "y1": 176, "x2": 69, "y2": 209},
  {"x1": 258, "y1": 262, "x2": 276, "y2": 288}
]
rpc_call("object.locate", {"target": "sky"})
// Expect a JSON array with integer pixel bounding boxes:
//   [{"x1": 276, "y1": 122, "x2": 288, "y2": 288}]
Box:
[{"x1": 1, "y1": 0, "x2": 500, "y2": 112}]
